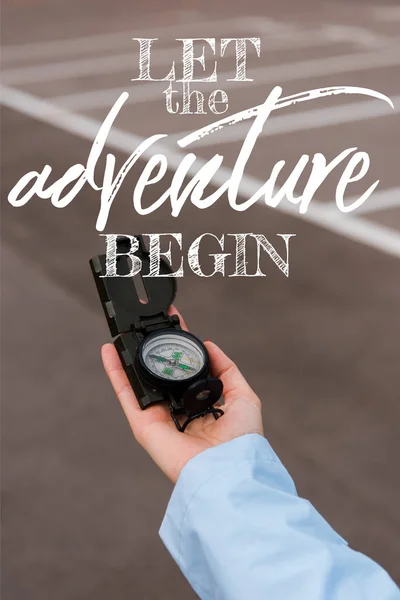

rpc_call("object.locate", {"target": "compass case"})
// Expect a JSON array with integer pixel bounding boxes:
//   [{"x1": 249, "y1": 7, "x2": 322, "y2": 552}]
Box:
[
  {"x1": 90, "y1": 235, "x2": 223, "y2": 427},
  {"x1": 89, "y1": 235, "x2": 179, "y2": 409},
  {"x1": 89, "y1": 236, "x2": 176, "y2": 337}
]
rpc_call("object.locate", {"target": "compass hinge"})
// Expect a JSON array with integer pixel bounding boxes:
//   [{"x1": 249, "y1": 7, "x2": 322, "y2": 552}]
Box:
[{"x1": 134, "y1": 313, "x2": 180, "y2": 335}]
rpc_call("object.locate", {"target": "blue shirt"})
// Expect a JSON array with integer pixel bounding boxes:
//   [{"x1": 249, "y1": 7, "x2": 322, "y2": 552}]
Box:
[{"x1": 160, "y1": 434, "x2": 399, "y2": 600}]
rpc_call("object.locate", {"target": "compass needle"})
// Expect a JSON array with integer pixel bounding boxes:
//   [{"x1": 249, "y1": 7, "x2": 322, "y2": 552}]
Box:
[
  {"x1": 149, "y1": 353, "x2": 168, "y2": 363},
  {"x1": 178, "y1": 363, "x2": 196, "y2": 371}
]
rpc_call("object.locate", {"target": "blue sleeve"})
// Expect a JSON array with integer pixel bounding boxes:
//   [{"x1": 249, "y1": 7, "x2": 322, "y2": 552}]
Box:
[{"x1": 159, "y1": 434, "x2": 399, "y2": 600}]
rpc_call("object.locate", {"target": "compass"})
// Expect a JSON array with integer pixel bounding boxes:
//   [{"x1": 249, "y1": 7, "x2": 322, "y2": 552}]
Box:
[{"x1": 90, "y1": 235, "x2": 223, "y2": 432}]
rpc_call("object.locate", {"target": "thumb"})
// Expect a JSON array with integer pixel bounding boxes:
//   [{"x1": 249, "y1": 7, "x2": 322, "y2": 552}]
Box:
[{"x1": 204, "y1": 341, "x2": 260, "y2": 406}]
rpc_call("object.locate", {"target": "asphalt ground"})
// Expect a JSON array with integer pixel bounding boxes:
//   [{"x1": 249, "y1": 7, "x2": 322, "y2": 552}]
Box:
[{"x1": 1, "y1": 1, "x2": 400, "y2": 599}]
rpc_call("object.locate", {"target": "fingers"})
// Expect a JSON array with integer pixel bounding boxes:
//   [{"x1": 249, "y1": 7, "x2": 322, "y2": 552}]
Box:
[
  {"x1": 101, "y1": 344, "x2": 142, "y2": 425},
  {"x1": 205, "y1": 341, "x2": 259, "y2": 405},
  {"x1": 167, "y1": 308, "x2": 257, "y2": 406},
  {"x1": 101, "y1": 343, "x2": 172, "y2": 443},
  {"x1": 168, "y1": 305, "x2": 188, "y2": 331},
  {"x1": 101, "y1": 343, "x2": 187, "y2": 482}
]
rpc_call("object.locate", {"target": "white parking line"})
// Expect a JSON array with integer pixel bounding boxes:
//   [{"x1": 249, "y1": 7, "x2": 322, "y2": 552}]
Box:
[
  {"x1": 46, "y1": 47, "x2": 400, "y2": 110},
  {"x1": 5, "y1": 29, "x2": 342, "y2": 88},
  {"x1": 240, "y1": 16, "x2": 297, "y2": 36},
  {"x1": 2, "y1": 52, "x2": 166, "y2": 86},
  {"x1": 172, "y1": 94, "x2": 399, "y2": 148},
  {"x1": 1, "y1": 14, "x2": 257, "y2": 63},
  {"x1": 9, "y1": 36, "x2": 400, "y2": 88},
  {"x1": 2, "y1": 16, "x2": 393, "y2": 66},
  {"x1": 319, "y1": 25, "x2": 389, "y2": 48},
  {"x1": 374, "y1": 7, "x2": 400, "y2": 21},
  {"x1": 348, "y1": 187, "x2": 400, "y2": 214},
  {"x1": 2, "y1": 84, "x2": 400, "y2": 259}
]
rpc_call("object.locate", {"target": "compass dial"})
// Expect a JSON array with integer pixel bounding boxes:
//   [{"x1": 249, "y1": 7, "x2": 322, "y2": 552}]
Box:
[{"x1": 140, "y1": 331, "x2": 206, "y2": 382}]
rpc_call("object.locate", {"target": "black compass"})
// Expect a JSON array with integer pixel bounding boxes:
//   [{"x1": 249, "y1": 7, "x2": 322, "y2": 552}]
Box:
[{"x1": 90, "y1": 236, "x2": 223, "y2": 432}]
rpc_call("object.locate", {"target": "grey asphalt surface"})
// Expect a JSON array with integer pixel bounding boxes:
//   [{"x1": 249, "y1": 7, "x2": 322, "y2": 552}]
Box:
[{"x1": 1, "y1": 1, "x2": 400, "y2": 599}]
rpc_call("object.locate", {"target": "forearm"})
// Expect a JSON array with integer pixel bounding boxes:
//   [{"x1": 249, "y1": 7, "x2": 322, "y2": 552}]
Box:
[{"x1": 160, "y1": 434, "x2": 399, "y2": 600}]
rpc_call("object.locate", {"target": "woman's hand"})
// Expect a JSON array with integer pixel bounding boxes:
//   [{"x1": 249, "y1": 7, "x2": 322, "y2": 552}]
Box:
[{"x1": 101, "y1": 307, "x2": 264, "y2": 483}]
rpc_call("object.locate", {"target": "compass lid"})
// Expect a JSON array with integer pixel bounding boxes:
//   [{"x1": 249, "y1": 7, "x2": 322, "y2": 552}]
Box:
[{"x1": 89, "y1": 235, "x2": 177, "y2": 337}]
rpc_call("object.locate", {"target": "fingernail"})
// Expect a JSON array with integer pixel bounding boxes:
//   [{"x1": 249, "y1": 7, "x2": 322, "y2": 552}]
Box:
[{"x1": 204, "y1": 339, "x2": 211, "y2": 343}]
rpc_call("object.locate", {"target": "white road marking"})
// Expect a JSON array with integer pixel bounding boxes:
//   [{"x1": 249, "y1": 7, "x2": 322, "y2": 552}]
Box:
[
  {"x1": 46, "y1": 47, "x2": 400, "y2": 110},
  {"x1": 2, "y1": 84, "x2": 400, "y2": 259},
  {"x1": 280, "y1": 199, "x2": 400, "y2": 257},
  {"x1": 242, "y1": 16, "x2": 297, "y2": 36},
  {"x1": 374, "y1": 7, "x2": 400, "y2": 21},
  {"x1": 6, "y1": 15, "x2": 381, "y2": 65},
  {"x1": 1, "y1": 14, "x2": 256, "y2": 63},
  {"x1": 50, "y1": 83, "x2": 169, "y2": 111},
  {"x1": 2, "y1": 52, "x2": 168, "y2": 86},
  {"x1": 320, "y1": 25, "x2": 390, "y2": 48},
  {"x1": 5, "y1": 30, "x2": 388, "y2": 87},
  {"x1": 172, "y1": 94, "x2": 399, "y2": 148},
  {"x1": 346, "y1": 187, "x2": 400, "y2": 214}
]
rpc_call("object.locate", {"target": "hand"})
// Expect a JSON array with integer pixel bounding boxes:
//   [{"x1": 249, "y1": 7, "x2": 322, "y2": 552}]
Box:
[{"x1": 101, "y1": 307, "x2": 264, "y2": 483}]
